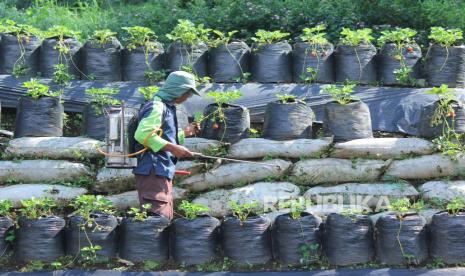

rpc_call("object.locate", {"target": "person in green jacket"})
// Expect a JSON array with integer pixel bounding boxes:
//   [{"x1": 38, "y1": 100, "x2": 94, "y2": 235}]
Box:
[{"x1": 133, "y1": 71, "x2": 200, "y2": 220}]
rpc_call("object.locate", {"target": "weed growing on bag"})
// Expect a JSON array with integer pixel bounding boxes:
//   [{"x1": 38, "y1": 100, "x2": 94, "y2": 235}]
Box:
[
  {"x1": 19, "y1": 197, "x2": 57, "y2": 219},
  {"x1": 178, "y1": 200, "x2": 210, "y2": 219}
]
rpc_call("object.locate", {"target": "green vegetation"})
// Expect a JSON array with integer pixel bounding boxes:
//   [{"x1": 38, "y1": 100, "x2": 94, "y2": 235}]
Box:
[
  {"x1": 251, "y1": 30, "x2": 290, "y2": 45},
  {"x1": 276, "y1": 93, "x2": 298, "y2": 103},
  {"x1": 22, "y1": 79, "x2": 61, "y2": 99},
  {"x1": 339, "y1": 28, "x2": 374, "y2": 46},
  {"x1": 70, "y1": 195, "x2": 114, "y2": 227},
  {"x1": 19, "y1": 197, "x2": 57, "y2": 219},
  {"x1": 85, "y1": 87, "x2": 120, "y2": 115},
  {"x1": 428, "y1": 27, "x2": 463, "y2": 47},
  {"x1": 446, "y1": 197, "x2": 464, "y2": 215},
  {"x1": 90, "y1": 29, "x2": 117, "y2": 46},
  {"x1": 0, "y1": 200, "x2": 13, "y2": 218},
  {"x1": 178, "y1": 200, "x2": 209, "y2": 219},
  {"x1": 127, "y1": 203, "x2": 152, "y2": 221},
  {"x1": 138, "y1": 85, "x2": 159, "y2": 101},
  {"x1": 229, "y1": 201, "x2": 259, "y2": 221},
  {"x1": 321, "y1": 83, "x2": 356, "y2": 105}
]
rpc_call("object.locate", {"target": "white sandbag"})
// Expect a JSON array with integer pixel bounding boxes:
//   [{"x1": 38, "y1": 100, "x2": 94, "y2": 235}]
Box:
[
  {"x1": 331, "y1": 138, "x2": 435, "y2": 159},
  {"x1": 179, "y1": 159, "x2": 292, "y2": 192},
  {"x1": 193, "y1": 182, "x2": 300, "y2": 217},
  {"x1": 106, "y1": 187, "x2": 188, "y2": 210},
  {"x1": 291, "y1": 158, "x2": 388, "y2": 185},
  {"x1": 6, "y1": 137, "x2": 103, "y2": 159},
  {"x1": 304, "y1": 183, "x2": 418, "y2": 210},
  {"x1": 419, "y1": 181, "x2": 465, "y2": 202},
  {"x1": 228, "y1": 138, "x2": 332, "y2": 159},
  {"x1": 184, "y1": 138, "x2": 225, "y2": 154},
  {"x1": 385, "y1": 154, "x2": 465, "y2": 180},
  {"x1": 0, "y1": 184, "x2": 87, "y2": 208},
  {"x1": 94, "y1": 161, "x2": 206, "y2": 193},
  {"x1": 0, "y1": 160, "x2": 91, "y2": 184}
]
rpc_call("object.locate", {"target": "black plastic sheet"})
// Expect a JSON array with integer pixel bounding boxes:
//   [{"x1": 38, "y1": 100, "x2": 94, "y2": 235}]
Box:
[
  {"x1": 377, "y1": 43, "x2": 422, "y2": 86},
  {"x1": 40, "y1": 37, "x2": 82, "y2": 79},
  {"x1": 323, "y1": 100, "x2": 373, "y2": 142},
  {"x1": 66, "y1": 213, "x2": 118, "y2": 259},
  {"x1": 335, "y1": 44, "x2": 377, "y2": 84},
  {"x1": 221, "y1": 216, "x2": 272, "y2": 265},
  {"x1": 14, "y1": 216, "x2": 65, "y2": 263},
  {"x1": 80, "y1": 104, "x2": 110, "y2": 141},
  {"x1": 251, "y1": 42, "x2": 292, "y2": 83},
  {"x1": 170, "y1": 216, "x2": 220, "y2": 265},
  {"x1": 81, "y1": 39, "x2": 122, "y2": 82},
  {"x1": 119, "y1": 216, "x2": 170, "y2": 263},
  {"x1": 122, "y1": 45, "x2": 165, "y2": 81},
  {"x1": 272, "y1": 213, "x2": 322, "y2": 266},
  {"x1": 375, "y1": 213, "x2": 428, "y2": 265},
  {"x1": 166, "y1": 42, "x2": 208, "y2": 77},
  {"x1": 200, "y1": 103, "x2": 250, "y2": 143},
  {"x1": 209, "y1": 42, "x2": 250, "y2": 83},
  {"x1": 418, "y1": 100, "x2": 465, "y2": 138},
  {"x1": 0, "y1": 216, "x2": 13, "y2": 257},
  {"x1": 292, "y1": 43, "x2": 334, "y2": 83},
  {"x1": 262, "y1": 101, "x2": 313, "y2": 140},
  {"x1": 426, "y1": 45, "x2": 465, "y2": 88},
  {"x1": 0, "y1": 34, "x2": 41, "y2": 77},
  {"x1": 14, "y1": 96, "x2": 64, "y2": 138},
  {"x1": 323, "y1": 213, "x2": 374, "y2": 266},
  {"x1": 429, "y1": 211, "x2": 465, "y2": 264}
]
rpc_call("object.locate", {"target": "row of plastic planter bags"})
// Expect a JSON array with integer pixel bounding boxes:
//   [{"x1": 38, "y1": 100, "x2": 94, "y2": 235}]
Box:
[
  {"x1": 1, "y1": 209, "x2": 464, "y2": 267},
  {"x1": 0, "y1": 32, "x2": 463, "y2": 87}
]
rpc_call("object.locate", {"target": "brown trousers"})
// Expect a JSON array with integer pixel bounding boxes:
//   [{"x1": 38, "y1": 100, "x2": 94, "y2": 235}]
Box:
[{"x1": 135, "y1": 171, "x2": 173, "y2": 220}]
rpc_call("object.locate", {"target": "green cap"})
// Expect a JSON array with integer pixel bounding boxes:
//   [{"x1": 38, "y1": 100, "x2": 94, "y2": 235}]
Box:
[{"x1": 156, "y1": 71, "x2": 200, "y2": 102}]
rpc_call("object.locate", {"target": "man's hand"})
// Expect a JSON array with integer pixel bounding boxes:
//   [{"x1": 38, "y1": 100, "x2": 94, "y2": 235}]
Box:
[
  {"x1": 163, "y1": 143, "x2": 194, "y2": 158},
  {"x1": 184, "y1": 123, "x2": 201, "y2": 137}
]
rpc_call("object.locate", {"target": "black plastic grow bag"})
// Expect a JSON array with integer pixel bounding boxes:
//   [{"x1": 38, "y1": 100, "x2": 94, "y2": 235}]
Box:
[
  {"x1": 377, "y1": 43, "x2": 422, "y2": 86},
  {"x1": 292, "y1": 42, "x2": 334, "y2": 83},
  {"x1": 165, "y1": 42, "x2": 208, "y2": 77},
  {"x1": 0, "y1": 216, "x2": 13, "y2": 256},
  {"x1": 418, "y1": 100, "x2": 465, "y2": 138},
  {"x1": 209, "y1": 41, "x2": 250, "y2": 83},
  {"x1": 335, "y1": 44, "x2": 377, "y2": 84},
  {"x1": 251, "y1": 42, "x2": 292, "y2": 83},
  {"x1": 426, "y1": 45, "x2": 465, "y2": 88},
  {"x1": 66, "y1": 213, "x2": 118, "y2": 259},
  {"x1": 221, "y1": 216, "x2": 272, "y2": 265},
  {"x1": 122, "y1": 44, "x2": 165, "y2": 81},
  {"x1": 81, "y1": 104, "x2": 112, "y2": 141},
  {"x1": 14, "y1": 96, "x2": 64, "y2": 138},
  {"x1": 170, "y1": 216, "x2": 220, "y2": 265},
  {"x1": 323, "y1": 100, "x2": 373, "y2": 142},
  {"x1": 14, "y1": 216, "x2": 65, "y2": 263},
  {"x1": 323, "y1": 213, "x2": 374, "y2": 266},
  {"x1": 429, "y1": 211, "x2": 465, "y2": 264},
  {"x1": 119, "y1": 215, "x2": 170, "y2": 263},
  {"x1": 200, "y1": 103, "x2": 250, "y2": 143},
  {"x1": 375, "y1": 212, "x2": 428, "y2": 265},
  {"x1": 262, "y1": 100, "x2": 313, "y2": 140},
  {"x1": 81, "y1": 38, "x2": 122, "y2": 82},
  {"x1": 272, "y1": 213, "x2": 322, "y2": 265},
  {"x1": 40, "y1": 37, "x2": 82, "y2": 79},
  {"x1": 0, "y1": 34, "x2": 41, "y2": 77}
]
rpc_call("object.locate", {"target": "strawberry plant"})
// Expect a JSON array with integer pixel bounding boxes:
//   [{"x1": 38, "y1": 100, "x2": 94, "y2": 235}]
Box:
[
  {"x1": 446, "y1": 197, "x2": 465, "y2": 215},
  {"x1": 340, "y1": 28, "x2": 374, "y2": 46},
  {"x1": 178, "y1": 200, "x2": 209, "y2": 219},
  {"x1": 276, "y1": 93, "x2": 299, "y2": 103},
  {"x1": 279, "y1": 198, "x2": 307, "y2": 220},
  {"x1": 90, "y1": 29, "x2": 117, "y2": 47},
  {"x1": 166, "y1": 19, "x2": 211, "y2": 46},
  {"x1": 22, "y1": 79, "x2": 61, "y2": 99},
  {"x1": 70, "y1": 195, "x2": 115, "y2": 228},
  {"x1": 145, "y1": 69, "x2": 166, "y2": 84},
  {"x1": 138, "y1": 85, "x2": 159, "y2": 101},
  {"x1": 252, "y1": 29, "x2": 290, "y2": 46},
  {"x1": 229, "y1": 201, "x2": 259, "y2": 221},
  {"x1": 321, "y1": 83, "x2": 356, "y2": 105},
  {"x1": 429, "y1": 27, "x2": 463, "y2": 47},
  {"x1": 210, "y1": 30, "x2": 239, "y2": 48},
  {"x1": 249, "y1": 128, "x2": 260, "y2": 138},
  {"x1": 299, "y1": 24, "x2": 330, "y2": 83},
  {"x1": 301, "y1": 24, "x2": 329, "y2": 45},
  {"x1": 0, "y1": 200, "x2": 13, "y2": 218},
  {"x1": 85, "y1": 87, "x2": 121, "y2": 115},
  {"x1": 19, "y1": 197, "x2": 57, "y2": 219},
  {"x1": 127, "y1": 204, "x2": 152, "y2": 221}
]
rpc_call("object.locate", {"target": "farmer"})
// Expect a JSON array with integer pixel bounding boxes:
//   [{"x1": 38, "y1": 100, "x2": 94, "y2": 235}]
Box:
[{"x1": 133, "y1": 71, "x2": 200, "y2": 220}]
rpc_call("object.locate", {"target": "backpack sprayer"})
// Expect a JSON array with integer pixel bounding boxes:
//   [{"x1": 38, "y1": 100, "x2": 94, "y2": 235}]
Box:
[{"x1": 96, "y1": 102, "x2": 280, "y2": 172}]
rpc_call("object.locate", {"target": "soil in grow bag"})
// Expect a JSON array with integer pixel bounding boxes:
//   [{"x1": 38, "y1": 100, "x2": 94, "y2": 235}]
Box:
[
  {"x1": 66, "y1": 213, "x2": 118, "y2": 259},
  {"x1": 251, "y1": 41, "x2": 292, "y2": 83},
  {"x1": 119, "y1": 215, "x2": 170, "y2": 263},
  {"x1": 40, "y1": 37, "x2": 82, "y2": 79},
  {"x1": 429, "y1": 211, "x2": 465, "y2": 264},
  {"x1": 170, "y1": 216, "x2": 220, "y2": 265},
  {"x1": 81, "y1": 38, "x2": 122, "y2": 82},
  {"x1": 323, "y1": 213, "x2": 374, "y2": 266},
  {"x1": 262, "y1": 100, "x2": 313, "y2": 140},
  {"x1": 200, "y1": 103, "x2": 250, "y2": 144},
  {"x1": 272, "y1": 213, "x2": 322, "y2": 266},
  {"x1": 375, "y1": 213, "x2": 428, "y2": 265},
  {"x1": 0, "y1": 216, "x2": 13, "y2": 256},
  {"x1": 166, "y1": 42, "x2": 208, "y2": 77},
  {"x1": 377, "y1": 43, "x2": 422, "y2": 86},
  {"x1": 0, "y1": 33, "x2": 41, "y2": 76},
  {"x1": 418, "y1": 100, "x2": 465, "y2": 138},
  {"x1": 335, "y1": 44, "x2": 377, "y2": 84},
  {"x1": 426, "y1": 45, "x2": 465, "y2": 88},
  {"x1": 14, "y1": 96, "x2": 64, "y2": 138},
  {"x1": 292, "y1": 42, "x2": 335, "y2": 83},
  {"x1": 323, "y1": 100, "x2": 373, "y2": 142},
  {"x1": 14, "y1": 216, "x2": 65, "y2": 263},
  {"x1": 221, "y1": 216, "x2": 272, "y2": 265},
  {"x1": 209, "y1": 41, "x2": 250, "y2": 83},
  {"x1": 122, "y1": 44, "x2": 165, "y2": 81}
]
